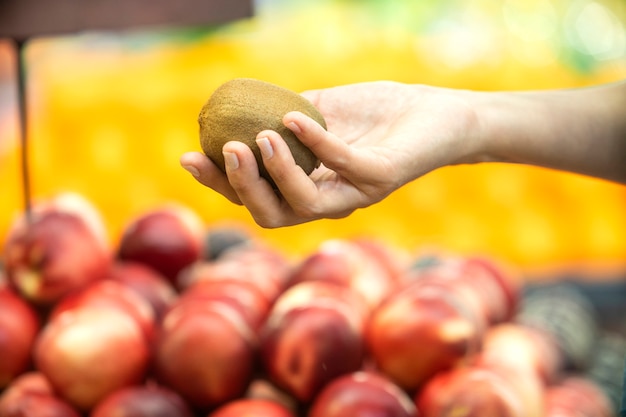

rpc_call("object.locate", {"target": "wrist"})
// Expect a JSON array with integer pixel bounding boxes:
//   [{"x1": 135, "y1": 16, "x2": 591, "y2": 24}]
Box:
[
  {"x1": 470, "y1": 90, "x2": 548, "y2": 165},
  {"x1": 442, "y1": 88, "x2": 500, "y2": 166}
]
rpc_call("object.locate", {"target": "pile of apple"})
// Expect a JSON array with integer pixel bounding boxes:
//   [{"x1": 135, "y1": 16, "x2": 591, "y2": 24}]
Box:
[{"x1": 0, "y1": 193, "x2": 617, "y2": 417}]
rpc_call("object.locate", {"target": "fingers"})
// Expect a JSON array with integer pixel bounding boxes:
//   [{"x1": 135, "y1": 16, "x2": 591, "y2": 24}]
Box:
[
  {"x1": 179, "y1": 151, "x2": 242, "y2": 204},
  {"x1": 254, "y1": 130, "x2": 322, "y2": 218},
  {"x1": 220, "y1": 141, "x2": 296, "y2": 227},
  {"x1": 180, "y1": 112, "x2": 366, "y2": 228},
  {"x1": 282, "y1": 111, "x2": 354, "y2": 176}
]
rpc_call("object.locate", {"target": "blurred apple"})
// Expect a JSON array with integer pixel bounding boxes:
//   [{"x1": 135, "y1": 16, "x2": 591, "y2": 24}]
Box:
[
  {"x1": 309, "y1": 371, "x2": 417, "y2": 417},
  {"x1": 0, "y1": 371, "x2": 80, "y2": 416},
  {"x1": 0, "y1": 372, "x2": 81, "y2": 417},
  {"x1": 0, "y1": 372, "x2": 54, "y2": 412},
  {"x1": 90, "y1": 384, "x2": 193, "y2": 417},
  {"x1": 153, "y1": 300, "x2": 257, "y2": 411},
  {"x1": 0, "y1": 392, "x2": 82, "y2": 417},
  {"x1": 478, "y1": 323, "x2": 563, "y2": 384},
  {"x1": 0, "y1": 287, "x2": 40, "y2": 389},
  {"x1": 468, "y1": 325, "x2": 551, "y2": 417},
  {"x1": 287, "y1": 239, "x2": 398, "y2": 311},
  {"x1": 464, "y1": 256, "x2": 521, "y2": 322},
  {"x1": 366, "y1": 280, "x2": 484, "y2": 392},
  {"x1": 35, "y1": 192, "x2": 109, "y2": 251},
  {"x1": 34, "y1": 306, "x2": 150, "y2": 411},
  {"x1": 178, "y1": 244, "x2": 292, "y2": 304},
  {"x1": 350, "y1": 237, "x2": 410, "y2": 283},
  {"x1": 545, "y1": 376, "x2": 613, "y2": 417},
  {"x1": 117, "y1": 204, "x2": 204, "y2": 288},
  {"x1": 245, "y1": 378, "x2": 299, "y2": 414},
  {"x1": 477, "y1": 361, "x2": 546, "y2": 417},
  {"x1": 260, "y1": 281, "x2": 368, "y2": 403},
  {"x1": 415, "y1": 365, "x2": 525, "y2": 417},
  {"x1": 49, "y1": 279, "x2": 156, "y2": 343},
  {"x1": 177, "y1": 279, "x2": 270, "y2": 331},
  {"x1": 2, "y1": 210, "x2": 112, "y2": 306},
  {"x1": 402, "y1": 255, "x2": 521, "y2": 326},
  {"x1": 107, "y1": 261, "x2": 177, "y2": 322},
  {"x1": 207, "y1": 398, "x2": 296, "y2": 417},
  {"x1": 0, "y1": 371, "x2": 52, "y2": 394}
]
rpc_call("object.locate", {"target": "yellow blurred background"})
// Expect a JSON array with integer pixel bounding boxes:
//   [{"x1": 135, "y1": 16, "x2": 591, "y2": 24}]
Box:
[{"x1": 1, "y1": 0, "x2": 625, "y2": 278}]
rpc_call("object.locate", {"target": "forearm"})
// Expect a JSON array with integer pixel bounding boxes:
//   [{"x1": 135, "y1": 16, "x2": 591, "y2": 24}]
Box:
[{"x1": 474, "y1": 80, "x2": 626, "y2": 184}]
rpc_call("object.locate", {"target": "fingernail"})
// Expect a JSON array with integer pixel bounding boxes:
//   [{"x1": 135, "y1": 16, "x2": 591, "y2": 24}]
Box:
[
  {"x1": 256, "y1": 136, "x2": 274, "y2": 159},
  {"x1": 288, "y1": 122, "x2": 301, "y2": 134},
  {"x1": 223, "y1": 151, "x2": 239, "y2": 170},
  {"x1": 182, "y1": 164, "x2": 200, "y2": 178}
]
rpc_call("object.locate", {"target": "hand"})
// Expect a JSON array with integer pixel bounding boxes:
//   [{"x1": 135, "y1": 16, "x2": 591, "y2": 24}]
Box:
[{"x1": 180, "y1": 81, "x2": 481, "y2": 227}]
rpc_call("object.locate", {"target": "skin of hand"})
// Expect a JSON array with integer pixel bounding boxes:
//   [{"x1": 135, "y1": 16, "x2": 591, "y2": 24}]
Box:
[
  {"x1": 180, "y1": 80, "x2": 626, "y2": 228},
  {"x1": 180, "y1": 81, "x2": 483, "y2": 227}
]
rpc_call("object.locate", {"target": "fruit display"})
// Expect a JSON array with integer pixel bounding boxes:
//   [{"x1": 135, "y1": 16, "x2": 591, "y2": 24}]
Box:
[
  {"x1": 0, "y1": 0, "x2": 624, "y2": 416},
  {"x1": 0, "y1": 192, "x2": 622, "y2": 417},
  {"x1": 1, "y1": 0, "x2": 625, "y2": 270}
]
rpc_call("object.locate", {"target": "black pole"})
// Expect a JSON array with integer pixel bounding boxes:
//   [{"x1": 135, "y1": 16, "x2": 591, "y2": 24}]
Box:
[{"x1": 15, "y1": 38, "x2": 32, "y2": 225}]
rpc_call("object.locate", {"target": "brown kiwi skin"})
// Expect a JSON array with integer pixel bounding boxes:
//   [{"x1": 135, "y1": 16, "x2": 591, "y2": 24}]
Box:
[{"x1": 198, "y1": 78, "x2": 326, "y2": 188}]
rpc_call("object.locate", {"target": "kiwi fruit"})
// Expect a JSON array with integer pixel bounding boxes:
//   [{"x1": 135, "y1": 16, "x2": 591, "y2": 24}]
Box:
[{"x1": 198, "y1": 78, "x2": 326, "y2": 187}]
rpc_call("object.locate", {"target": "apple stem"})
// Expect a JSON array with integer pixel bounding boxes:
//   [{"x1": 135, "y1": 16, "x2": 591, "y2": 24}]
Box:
[{"x1": 15, "y1": 37, "x2": 33, "y2": 226}]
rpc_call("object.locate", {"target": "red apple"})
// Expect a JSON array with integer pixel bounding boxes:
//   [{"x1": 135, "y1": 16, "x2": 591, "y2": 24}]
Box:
[
  {"x1": 245, "y1": 378, "x2": 299, "y2": 414},
  {"x1": 401, "y1": 255, "x2": 520, "y2": 327},
  {"x1": 90, "y1": 384, "x2": 194, "y2": 417},
  {"x1": 468, "y1": 325, "x2": 552, "y2": 417},
  {"x1": 415, "y1": 365, "x2": 526, "y2": 417},
  {"x1": 0, "y1": 287, "x2": 40, "y2": 389},
  {"x1": 260, "y1": 281, "x2": 368, "y2": 403},
  {"x1": 177, "y1": 279, "x2": 270, "y2": 331},
  {"x1": 178, "y1": 245, "x2": 292, "y2": 304},
  {"x1": 309, "y1": 371, "x2": 417, "y2": 417},
  {"x1": 464, "y1": 256, "x2": 521, "y2": 322},
  {"x1": 475, "y1": 361, "x2": 546, "y2": 417},
  {"x1": 0, "y1": 371, "x2": 52, "y2": 395},
  {"x1": 351, "y1": 237, "x2": 410, "y2": 283},
  {"x1": 366, "y1": 280, "x2": 484, "y2": 392},
  {"x1": 0, "y1": 372, "x2": 54, "y2": 413},
  {"x1": 35, "y1": 192, "x2": 109, "y2": 251},
  {"x1": 34, "y1": 306, "x2": 150, "y2": 411},
  {"x1": 478, "y1": 323, "x2": 563, "y2": 384},
  {"x1": 2, "y1": 210, "x2": 111, "y2": 306},
  {"x1": 49, "y1": 279, "x2": 156, "y2": 343},
  {"x1": 117, "y1": 204, "x2": 204, "y2": 288},
  {"x1": 0, "y1": 372, "x2": 81, "y2": 416},
  {"x1": 545, "y1": 376, "x2": 613, "y2": 417},
  {"x1": 207, "y1": 398, "x2": 296, "y2": 417},
  {"x1": 107, "y1": 261, "x2": 177, "y2": 322},
  {"x1": 153, "y1": 300, "x2": 257, "y2": 411},
  {"x1": 0, "y1": 392, "x2": 81, "y2": 417},
  {"x1": 287, "y1": 239, "x2": 397, "y2": 310}
]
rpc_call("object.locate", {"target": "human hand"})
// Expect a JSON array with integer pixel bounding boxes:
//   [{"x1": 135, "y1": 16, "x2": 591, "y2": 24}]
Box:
[{"x1": 180, "y1": 81, "x2": 482, "y2": 227}]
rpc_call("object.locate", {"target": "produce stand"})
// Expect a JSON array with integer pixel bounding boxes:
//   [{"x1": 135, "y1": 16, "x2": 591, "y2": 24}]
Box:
[{"x1": 0, "y1": 1, "x2": 625, "y2": 416}]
